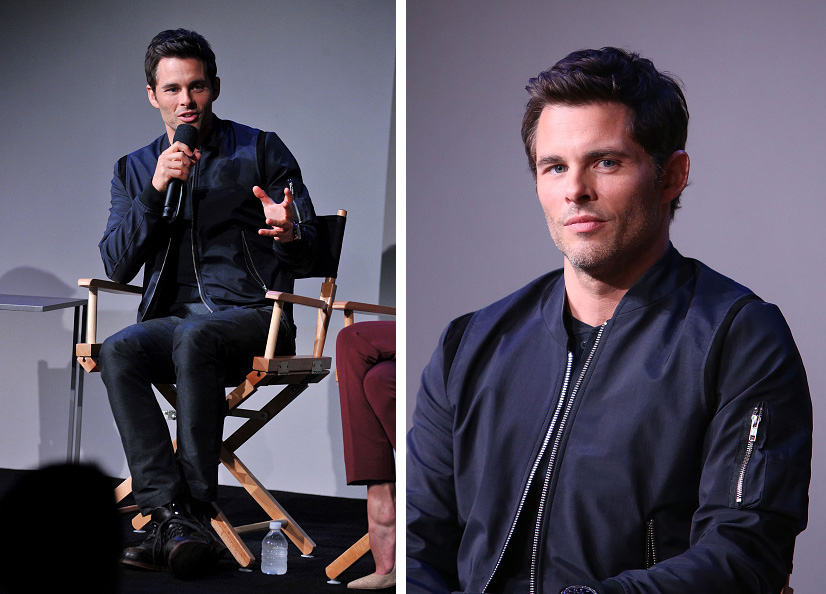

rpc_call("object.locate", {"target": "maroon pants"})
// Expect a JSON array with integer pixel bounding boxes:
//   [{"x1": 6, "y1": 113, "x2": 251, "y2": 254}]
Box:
[{"x1": 336, "y1": 321, "x2": 396, "y2": 485}]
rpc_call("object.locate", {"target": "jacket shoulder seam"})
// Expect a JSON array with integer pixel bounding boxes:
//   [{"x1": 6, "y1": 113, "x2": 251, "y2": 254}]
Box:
[
  {"x1": 442, "y1": 311, "x2": 475, "y2": 389},
  {"x1": 702, "y1": 293, "x2": 763, "y2": 408}
]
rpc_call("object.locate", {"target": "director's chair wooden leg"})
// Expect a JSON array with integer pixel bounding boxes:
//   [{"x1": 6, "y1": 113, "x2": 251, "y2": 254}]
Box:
[
  {"x1": 211, "y1": 503, "x2": 255, "y2": 568},
  {"x1": 219, "y1": 446, "x2": 316, "y2": 555},
  {"x1": 114, "y1": 475, "x2": 132, "y2": 505},
  {"x1": 325, "y1": 533, "x2": 370, "y2": 580}
]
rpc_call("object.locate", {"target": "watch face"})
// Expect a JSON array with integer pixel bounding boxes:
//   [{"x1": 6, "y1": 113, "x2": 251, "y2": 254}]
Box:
[{"x1": 561, "y1": 588, "x2": 598, "y2": 594}]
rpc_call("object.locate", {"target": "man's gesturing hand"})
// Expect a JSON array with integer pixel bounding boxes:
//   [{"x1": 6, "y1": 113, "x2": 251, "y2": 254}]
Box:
[{"x1": 255, "y1": 185, "x2": 296, "y2": 242}]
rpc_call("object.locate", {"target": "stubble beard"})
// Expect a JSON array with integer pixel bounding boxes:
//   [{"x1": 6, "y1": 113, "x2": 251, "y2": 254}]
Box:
[{"x1": 546, "y1": 201, "x2": 664, "y2": 281}]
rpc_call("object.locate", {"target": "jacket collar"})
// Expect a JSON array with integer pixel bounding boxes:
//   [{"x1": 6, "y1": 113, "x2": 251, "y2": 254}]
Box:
[
  {"x1": 542, "y1": 243, "x2": 692, "y2": 345},
  {"x1": 159, "y1": 114, "x2": 226, "y2": 153},
  {"x1": 614, "y1": 243, "x2": 693, "y2": 317},
  {"x1": 199, "y1": 114, "x2": 226, "y2": 152}
]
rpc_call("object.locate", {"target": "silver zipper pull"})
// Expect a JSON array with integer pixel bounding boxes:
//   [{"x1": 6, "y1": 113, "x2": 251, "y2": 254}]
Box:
[{"x1": 748, "y1": 408, "x2": 761, "y2": 442}]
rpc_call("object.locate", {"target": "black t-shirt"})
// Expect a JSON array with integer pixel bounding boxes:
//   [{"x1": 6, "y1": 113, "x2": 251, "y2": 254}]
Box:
[{"x1": 156, "y1": 186, "x2": 200, "y2": 314}]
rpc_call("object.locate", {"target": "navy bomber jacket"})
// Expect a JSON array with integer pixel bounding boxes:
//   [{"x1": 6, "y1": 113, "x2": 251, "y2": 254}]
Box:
[
  {"x1": 100, "y1": 115, "x2": 318, "y2": 322},
  {"x1": 407, "y1": 246, "x2": 812, "y2": 594}
]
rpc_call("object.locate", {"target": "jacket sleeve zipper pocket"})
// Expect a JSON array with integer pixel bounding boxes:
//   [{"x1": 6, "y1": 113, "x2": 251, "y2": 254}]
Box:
[
  {"x1": 735, "y1": 403, "x2": 764, "y2": 506},
  {"x1": 645, "y1": 518, "x2": 658, "y2": 568},
  {"x1": 241, "y1": 231, "x2": 268, "y2": 291}
]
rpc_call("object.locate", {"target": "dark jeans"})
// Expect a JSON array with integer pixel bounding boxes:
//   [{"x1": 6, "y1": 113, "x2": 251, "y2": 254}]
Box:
[{"x1": 100, "y1": 304, "x2": 294, "y2": 513}]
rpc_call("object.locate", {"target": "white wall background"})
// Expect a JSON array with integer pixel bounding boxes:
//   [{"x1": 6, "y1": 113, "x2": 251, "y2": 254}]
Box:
[
  {"x1": 0, "y1": 0, "x2": 395, "y2": 501},
  {"x1": 406, "y1": 0, "x2": 824, "y2": 590}
]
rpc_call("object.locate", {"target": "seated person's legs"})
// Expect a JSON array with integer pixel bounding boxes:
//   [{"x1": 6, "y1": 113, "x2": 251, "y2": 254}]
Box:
[
  {"x1": 337, "y1": 321, "x2": 396, "y2": 485},
  {"x1": 101, "y1": 315, "x2": 218, "y2": 577},
  {"x1": 336, "y1": 321, "x2": 396, "y2": 587},
  {"x1": 170, "y1": 306, "x2": 293, "y2": 506},
  {"x1": 101, "y1": 316, "x2": 180, "y2": 512},
  {"x1": 364, "y1": 359, "x2": 396, "y2": 451},
  {"x1": 363, "y1": 360, "x2": 396, "y2": 578},
  {"x1": 99, "y1": 306, "x2": 294, "y2": 577}
]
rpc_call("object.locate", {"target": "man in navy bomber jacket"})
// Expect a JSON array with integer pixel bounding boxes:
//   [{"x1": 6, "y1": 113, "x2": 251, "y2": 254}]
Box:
[
  {"x1": 406, "y1": 47, "x2": 812, "y2": 594},
  {"x1": 97, "y1": 29, "x2": 318, "y2": 579}
]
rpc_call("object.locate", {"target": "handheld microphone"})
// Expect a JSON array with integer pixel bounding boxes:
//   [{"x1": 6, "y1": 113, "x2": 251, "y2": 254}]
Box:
[{"x1": 162, "y1": 123, "x2": 198, "y2": 220}]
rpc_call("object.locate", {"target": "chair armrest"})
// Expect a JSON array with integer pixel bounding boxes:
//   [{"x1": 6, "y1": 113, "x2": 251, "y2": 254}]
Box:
[
  {"x1": 78, "y1": 278, "x2": 142, "y2": 295},
  {"x1": 332, "y1": 301, "x2": 396, "y2": 316},
  {"x1": 265, "y1": 290, "x2": 327, "y2": 310},
  {"x1": 332, "y1": 300, "x2": 396, "y2": 326},
  {"x1": 77, "y1": 278, "x2": 142, "y2": 345},
  {"x1": 262, "y1": 290, "x2": 329, "y2": 359}
]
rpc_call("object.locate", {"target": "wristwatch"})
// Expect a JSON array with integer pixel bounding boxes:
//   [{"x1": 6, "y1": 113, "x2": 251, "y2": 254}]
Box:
[
  {"x1": 292, "y1": 221, "x2": 301, "y2": 241},
  {"x1": 560, "y1": 587, "x2": 598, "y2": 594}
]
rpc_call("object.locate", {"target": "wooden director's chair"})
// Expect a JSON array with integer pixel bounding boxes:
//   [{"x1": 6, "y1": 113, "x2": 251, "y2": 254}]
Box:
[
  {"x1": 76, "y1": 210, "x2": 347, "y2": 568},
  {"x1": 324, "y1": 299, "x2": 396, "y2": 582}
]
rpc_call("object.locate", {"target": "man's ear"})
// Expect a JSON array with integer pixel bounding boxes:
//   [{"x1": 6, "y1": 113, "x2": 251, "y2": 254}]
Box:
[
  {"x1": 147, "y1": 85, "x2": 160, "y2": 109},
  {"x1": 660, "y1": 150, "x2": 690, "y2": 204},
  {"x1": 212, "y1": 77, "x2": 220, "y2": 102}
]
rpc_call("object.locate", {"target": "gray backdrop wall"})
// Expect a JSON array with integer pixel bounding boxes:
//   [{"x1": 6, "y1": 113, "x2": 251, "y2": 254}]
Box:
[
  {"x1": 0, "y1": 0, "x2": 395, "y2": 500},
  {"x1": 407, "y1": 0, "x2": 823, "y2": 590}
]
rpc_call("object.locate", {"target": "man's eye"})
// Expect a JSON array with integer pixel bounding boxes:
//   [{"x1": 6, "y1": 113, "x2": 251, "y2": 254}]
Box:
[
  {"x1": 550, "y1": 164, "x2": 567, "y2": 174},
  {"x1": 598, "y1": 159, "x2": 617, "y2": 168}
]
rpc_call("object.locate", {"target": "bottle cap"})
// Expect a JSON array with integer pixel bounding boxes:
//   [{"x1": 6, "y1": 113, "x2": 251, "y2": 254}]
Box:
[{"x1": 269, "y1": 521, "x2": 282, "y2": 530}]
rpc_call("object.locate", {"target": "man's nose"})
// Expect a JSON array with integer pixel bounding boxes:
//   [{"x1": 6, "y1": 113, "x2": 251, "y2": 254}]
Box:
[
  {"x1": 180, "y1": 89, "x2": 195, "y2": 106},
  {"x1": 565, "y1": 169, "x2": 591, "y2": 203}
]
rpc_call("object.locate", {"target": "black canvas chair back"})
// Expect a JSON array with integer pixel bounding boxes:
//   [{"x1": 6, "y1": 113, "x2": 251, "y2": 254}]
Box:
[{"x1": 300, "y1": 212, "x2": 346, "y2": 280}]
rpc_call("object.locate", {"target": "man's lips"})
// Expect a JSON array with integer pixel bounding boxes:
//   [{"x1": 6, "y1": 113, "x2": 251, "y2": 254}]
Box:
[
  {"x1": 564, "y1": 215, "x2": 605, "y2": 233},
  {"x1": 178, "y1": 112, "x2": 199, "y2": 123}
]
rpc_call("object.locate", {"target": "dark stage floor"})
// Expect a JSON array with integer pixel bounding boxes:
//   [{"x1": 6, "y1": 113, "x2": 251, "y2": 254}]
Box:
[{"x1": 0, "y1": 466, "x2": 392, "y2": 594}]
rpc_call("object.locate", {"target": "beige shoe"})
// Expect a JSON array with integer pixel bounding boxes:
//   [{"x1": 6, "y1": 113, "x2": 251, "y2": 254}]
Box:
[{"x1": 347, "y1": 566, "x2": 396, "y2": 589}]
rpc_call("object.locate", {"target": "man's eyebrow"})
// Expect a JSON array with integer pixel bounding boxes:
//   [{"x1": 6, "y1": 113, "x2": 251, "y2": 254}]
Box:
[
  {"x1": 536, "y1": 148, "x2": 631, "y2": 166},
  {"x1": 536, "y1": 154, "x2": 564, "y2": 167},
  {"x1": 585, "y1": 148, "x2": 631, "y2": 160},
  {"x1": 160, "y1": 79, "x2": 208, "y2": 90}
]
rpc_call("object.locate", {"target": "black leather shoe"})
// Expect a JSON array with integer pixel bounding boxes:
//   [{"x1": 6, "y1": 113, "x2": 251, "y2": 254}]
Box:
[
  {"x1": 155, "y1": 502, "x2": 218, "y2": 579},
  {"x1": 119, "y1": 502, "x2": 218, "y2": 578},
  {"x1": 119, "y1": 522, "x2": 167, "y2": 571}
]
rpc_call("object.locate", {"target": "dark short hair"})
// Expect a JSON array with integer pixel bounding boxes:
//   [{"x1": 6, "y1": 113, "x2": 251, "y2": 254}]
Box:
[
  {"x1": 521, "y1": 47, "x2": 689, "y2": 216},
  {"x1": 145, "y1": 28, "x2": 217, "y2": 90}
]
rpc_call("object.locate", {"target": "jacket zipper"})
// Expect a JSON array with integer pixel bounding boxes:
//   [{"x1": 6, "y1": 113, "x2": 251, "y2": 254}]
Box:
[
  {"x1": 529, "y1": 322, "x2": 606, "y2": 594},
  {"x1": 482, "y1": 352, "x2": 574, "y2": 593},
  {"x1": 645, "y1": 518, "x2": 658, "y2": 568},
  {"x1": 187, "y1": 160, "x2": 214, "y2": 312},
  {"x1": 141, "y1": 146, "x2": 183, "y2": 320},
  {"x1": 735, "y1": 403, "x2": 764, "y2": 506},
  {"x1": 241, "y1": 231, "x2": 268, "y2": 291},
  {"x1": 141, "y1": 235, "x2": 174, "y2": 321}
]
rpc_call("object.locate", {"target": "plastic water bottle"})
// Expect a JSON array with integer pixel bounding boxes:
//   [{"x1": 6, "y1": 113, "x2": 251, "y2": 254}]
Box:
[{"x1": 261, "y1": 521, "x2": 288, "y2": 575}]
